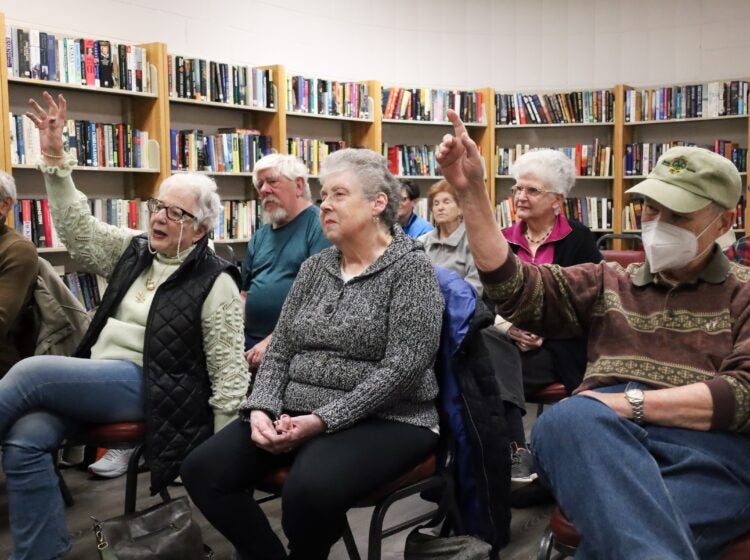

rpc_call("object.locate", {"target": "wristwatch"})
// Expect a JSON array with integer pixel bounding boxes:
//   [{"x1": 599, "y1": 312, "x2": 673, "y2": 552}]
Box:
[{"x1": 624, "y1": 388, "x2": 645, "y2": 424}]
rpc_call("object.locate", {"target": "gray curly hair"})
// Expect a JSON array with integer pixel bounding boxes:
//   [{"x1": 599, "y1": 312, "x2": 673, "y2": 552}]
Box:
[{"x1": 319, "y1": 149, "x2": 400, "y2": 229}]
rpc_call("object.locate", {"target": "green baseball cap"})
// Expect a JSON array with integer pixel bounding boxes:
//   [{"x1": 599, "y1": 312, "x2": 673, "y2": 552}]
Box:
[{"x1": 626, "y1": 146, "x2": 742, "y2": 213}]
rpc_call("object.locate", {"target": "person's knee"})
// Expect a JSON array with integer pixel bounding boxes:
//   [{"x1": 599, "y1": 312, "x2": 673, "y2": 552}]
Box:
[{"x1": 532, "y1": 395, "x2": 614, "y2": 453}]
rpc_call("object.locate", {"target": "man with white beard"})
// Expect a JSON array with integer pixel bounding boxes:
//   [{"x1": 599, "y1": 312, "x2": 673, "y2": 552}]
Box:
[{"x1": 242, "y1": 154, "x2": 330, "y2": 370}]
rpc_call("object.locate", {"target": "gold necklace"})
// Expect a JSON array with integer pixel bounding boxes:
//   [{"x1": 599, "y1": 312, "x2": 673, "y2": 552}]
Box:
[
  {"x1": 135, "y1": 262, "x2": 172, "y2": 303},
  {"x1": 524, "y1": 227, "x2": 553, "y2": 245}
]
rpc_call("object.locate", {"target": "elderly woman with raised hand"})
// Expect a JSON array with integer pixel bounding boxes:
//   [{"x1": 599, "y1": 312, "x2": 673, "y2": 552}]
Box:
[
  {"x1": 0, "y1": 171, "x2": 38, "y2": 377},
  {"x1": 482, "y1": 149, "x2": 602, "y2": 486},
  {"x1": 182, "y1": 148, "x2": 444, "y2": 560},
  {"x1": 0, "y1": 93, "x2": 249, "y2": 560},
  {"x1": 419, "y1": 179, "x2": 481, "y2": 295}
]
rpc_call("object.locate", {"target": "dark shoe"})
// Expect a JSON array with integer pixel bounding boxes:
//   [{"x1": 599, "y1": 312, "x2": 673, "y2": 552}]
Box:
[
  {"x1": 510, "y1": 478, "x2": 554, "y2": 508},
  {"x1": 510, "y1": 444, "x2": 538, "y2": 483}
]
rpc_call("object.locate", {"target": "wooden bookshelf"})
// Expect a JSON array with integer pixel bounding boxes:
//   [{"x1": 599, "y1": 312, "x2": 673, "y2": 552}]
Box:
[{"x1": 2, "y1": 11, "x2": 749, "y2": 253}]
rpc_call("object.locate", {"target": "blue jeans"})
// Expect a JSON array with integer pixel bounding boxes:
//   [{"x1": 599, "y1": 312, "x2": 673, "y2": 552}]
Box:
[
  {"x1": 0, "y1": 356, "x2": 144, "y2": 560},
  {"x1": 531, "y1": 383, "x2": 750, "y2": 560}
]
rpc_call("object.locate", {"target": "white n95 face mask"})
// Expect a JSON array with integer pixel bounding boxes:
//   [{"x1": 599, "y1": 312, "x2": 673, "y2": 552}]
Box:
[{"x1": 641, "y1": 214, "x2": 721, "y2": 273}]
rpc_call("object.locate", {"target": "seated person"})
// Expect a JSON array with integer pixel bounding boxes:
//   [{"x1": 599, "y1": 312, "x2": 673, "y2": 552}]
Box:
[
  {"x1": 397, "y1": 180, "x2": 434, "y2": 237},
  {"x1": 0, "y1": 93, "x2": 248, "y2": 560},
  {"x1": 181, "y1": 148, "x2": 443, "y2": 560},
  {"x1": 242, "y1": 154, "x2": 330, "y2": 369},
  {"x1": 482, "y1": 149, "x2": 602, "y2": 483},
  {"x1": 419, "y1": 179, "x2": 481, "y2": 295},
  {"x1": 0, "y1": 171, "x2": 37, "y2": 377},
  {"x1": 438, "y1": 111, "x2": 750, "y2": 560}
]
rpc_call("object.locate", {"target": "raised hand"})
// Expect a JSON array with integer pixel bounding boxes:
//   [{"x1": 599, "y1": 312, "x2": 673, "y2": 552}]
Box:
[
  {"x1": 436, "y1": 109, "x2": 485, "y2": 192},
  {"x1": 25, "y1": 92, "x2": 67, "y2": 160}
]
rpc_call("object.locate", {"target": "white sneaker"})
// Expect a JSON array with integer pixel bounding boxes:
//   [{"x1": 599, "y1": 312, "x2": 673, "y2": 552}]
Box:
[{"x1": 88, "y1": 448, "x2": 135, "y2": 478}]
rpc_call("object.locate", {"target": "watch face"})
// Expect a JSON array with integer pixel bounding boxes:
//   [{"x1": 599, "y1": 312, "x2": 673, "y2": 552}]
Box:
[{"x1": 625, "y1": 388, "x2": 644, "y2": 401}]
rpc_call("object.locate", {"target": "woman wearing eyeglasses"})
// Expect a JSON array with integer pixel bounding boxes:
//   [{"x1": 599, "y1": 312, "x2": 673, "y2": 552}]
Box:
[
  {"x1": 0, "y1": 93, "x2": 248, "y2": 560},
  {"x1": 418, "y1": 179, "x2": 481, "y2": 295},
  {"x1": 482, "y1": 149, "x2": 602, "y2": 490}
]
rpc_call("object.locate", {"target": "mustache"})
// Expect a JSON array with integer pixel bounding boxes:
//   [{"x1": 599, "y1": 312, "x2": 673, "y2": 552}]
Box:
[{"x1": 262, "y1": 195, "x2": 281, "y2": 206}]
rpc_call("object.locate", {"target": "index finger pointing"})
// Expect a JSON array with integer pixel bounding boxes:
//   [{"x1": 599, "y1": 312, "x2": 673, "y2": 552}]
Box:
[{"x1": 446, "y1": 109, "x2": 468, "y2": 141}]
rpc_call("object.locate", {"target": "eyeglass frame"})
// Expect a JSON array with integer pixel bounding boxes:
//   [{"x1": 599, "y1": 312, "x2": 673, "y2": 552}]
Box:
[
  {"x1": 147, "y1": 198, "x2": 198, "y2": 223},
  {"x1": 509, "y1": 184, "x2": 555, "y2": 198}
]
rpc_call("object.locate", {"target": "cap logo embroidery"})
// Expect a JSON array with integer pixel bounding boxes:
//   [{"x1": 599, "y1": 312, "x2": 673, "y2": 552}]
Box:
[{"x1": 661, "y1": 156, "x2": 696, "y2": 175}]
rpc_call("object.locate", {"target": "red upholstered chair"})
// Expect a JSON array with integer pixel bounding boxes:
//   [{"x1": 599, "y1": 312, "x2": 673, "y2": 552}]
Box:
[
  {"x1": 256, "y1": 451, "x2": 455, "y2": 560},
  {"x1": 60, "y1": 421, "x2": 170, "y2": 514},
  {"x1": 526, "y1": 246, "x2": 645, "y2": 415},
  {"x1": 537, "y1": 506, "x2": 750, "y2": 560}
]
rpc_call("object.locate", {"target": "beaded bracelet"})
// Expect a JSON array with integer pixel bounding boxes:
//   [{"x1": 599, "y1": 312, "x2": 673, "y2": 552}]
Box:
[{"x1": 41, "y1": 151, "x2": 66, "y2": 160}]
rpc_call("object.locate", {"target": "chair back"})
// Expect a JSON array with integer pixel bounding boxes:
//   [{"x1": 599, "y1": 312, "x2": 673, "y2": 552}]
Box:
[{"x1": 601, "y1": 249, "x2": 645, "y2": 268}]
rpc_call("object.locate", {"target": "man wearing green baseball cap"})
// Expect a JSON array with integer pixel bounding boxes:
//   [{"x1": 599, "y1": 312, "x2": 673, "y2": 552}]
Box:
[{"x1": 435, "y1": 111, "x2": 750, "y2": 560}]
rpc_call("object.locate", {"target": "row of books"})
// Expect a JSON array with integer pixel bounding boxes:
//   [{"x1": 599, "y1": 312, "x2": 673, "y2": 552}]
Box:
[
  {"x1": 621, "y1": 198, "x2": 746, "y2": 231},
  {"x1": 167, "y1": 55, "x2": 274, "y2": 108},
  {"x1": 170, "y1": 128, "x2": 272, "y2": 173},
  {"x1": 287, "y1": 138, "x2": 346, "y2": 176},
  {"x1": 63, "y1": 271, "x2": 105, "y2": 312},
  {"x1": 495, "y1": 196, "x2": 613, "y2": 230},
  {"x1": 624, "y1": 140, "x2": 748, "y2": 176},
  {"x1": 6, "y1": 197, "x2": 147, "y2": 248},
  {"x1": 495, "y1": 141, "x2": 613, "y2": 177},
  {"x1": 495, "y1": 90, "x2": 614, "y2": 125},
  {"x1": 10, "y1": 113, "x2": 152, "y2": 169},
  {"x1": 7, "y1": 196, "x2": 267, "y2": 250},
  {"x1": 381, "y1": 88, "x2": 485, "y2": 124},
  {"x1": 4, "y1": 25, "x2": 150, "y2": 92},
  {"x1": 287, "y1": 76, "x2": 369, "y2": 119},
  {"x1": 213, "y1": 199, "x2": 263, "y2": 241},
  {"x1": 384, "y1": 144, "x2": 439, "y2": 177},
  {"x1": 625, "y1": 81, "x2": 749, "y2": 122}
]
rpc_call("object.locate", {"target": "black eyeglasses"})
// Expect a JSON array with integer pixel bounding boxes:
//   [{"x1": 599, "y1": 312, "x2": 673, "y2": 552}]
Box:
[{"x1": 147, "y1": 199, "x2": 197, "y2": 223}]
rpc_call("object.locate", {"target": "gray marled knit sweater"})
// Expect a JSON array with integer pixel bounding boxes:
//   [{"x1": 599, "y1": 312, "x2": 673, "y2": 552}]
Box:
[{"x1": 242, "y1": 227, "x2": 443, "y2": 432}]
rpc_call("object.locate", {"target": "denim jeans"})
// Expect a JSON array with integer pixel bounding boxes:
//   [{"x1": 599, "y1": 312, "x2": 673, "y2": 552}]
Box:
[
  {"x1": 0, "y1": 356, "x2": 144, "y2": 560},
  {"x1": 531, "y1": 382, "x2": 750, "y2": 560}
]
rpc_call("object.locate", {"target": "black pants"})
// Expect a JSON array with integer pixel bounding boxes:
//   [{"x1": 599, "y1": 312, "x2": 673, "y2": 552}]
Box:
[{"x1": 181, "y1": 417, "x2": 438, "y2": 560}]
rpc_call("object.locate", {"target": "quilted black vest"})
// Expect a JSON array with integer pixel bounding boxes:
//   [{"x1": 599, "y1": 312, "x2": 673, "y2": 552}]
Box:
[{"x1": 76, "y1": 234, "x2": 241, "y2": 493}]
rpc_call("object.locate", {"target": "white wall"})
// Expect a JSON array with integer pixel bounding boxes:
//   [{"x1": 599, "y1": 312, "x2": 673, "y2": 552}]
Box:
[{"x1": 5, "y1": 0, "x2": 750, "y2": 90}]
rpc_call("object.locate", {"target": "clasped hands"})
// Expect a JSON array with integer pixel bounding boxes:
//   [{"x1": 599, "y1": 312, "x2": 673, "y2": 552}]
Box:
[
  {"x1": 249, "y1": 410, "x2": 325, "y2": 454},
  {"x1": 508, "y1": 326, "x2": 544, "y2": 352}
]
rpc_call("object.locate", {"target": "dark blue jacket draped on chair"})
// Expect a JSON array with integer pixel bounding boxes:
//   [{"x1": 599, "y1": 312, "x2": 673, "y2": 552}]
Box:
[{"x1": 435, "y1": 267, "x2": 511, "y2": 552}]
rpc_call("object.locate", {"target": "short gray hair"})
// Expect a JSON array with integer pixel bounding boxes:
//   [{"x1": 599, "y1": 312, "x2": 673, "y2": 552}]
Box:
[
  {"x1": 319, "y1": 148, "x2": 400, "y2": 230},
  {"x1": 158, "y1": 173, "x2": 221, "y2": 231},
  {"x1": 0, "y1": 171, "x2": 17, "y2": 203},
  {"x1": 253, "y1": 153, "x2": 311, "y2": 200},
  {"x1": 511, "y1": 149, "x2": 576, "y2": 196}
]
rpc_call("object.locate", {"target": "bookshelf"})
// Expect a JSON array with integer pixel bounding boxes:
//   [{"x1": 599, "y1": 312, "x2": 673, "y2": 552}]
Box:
[
  {"x1": 381, "y1": 85, "x2": 494, "y2": 213},
  {"x1": 2, "y1": 11, "x2": 749, "y2": 256},
  {"x1": 493, "y1": 88, "x2": 616, "y2": 233},
  {"x1": 617, "y1": 81, "x2": 750, "y2": 236}
]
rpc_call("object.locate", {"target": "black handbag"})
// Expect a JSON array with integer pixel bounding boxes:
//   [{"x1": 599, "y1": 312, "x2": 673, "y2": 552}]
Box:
[
  {"x1": 91, "y1": 496, "x2": 209, "y2": 560},
  {"x1": 404, "y1": 526, "x2": 492, "y2": 560}
]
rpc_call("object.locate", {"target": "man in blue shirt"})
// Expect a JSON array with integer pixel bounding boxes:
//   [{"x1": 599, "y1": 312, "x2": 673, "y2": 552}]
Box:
[
  {"x1": 397, "y1": 181, "x2": 434, "y2": 238},
  {"x1": 242, "y1": 154, "x2": 330, "y2": 369}
]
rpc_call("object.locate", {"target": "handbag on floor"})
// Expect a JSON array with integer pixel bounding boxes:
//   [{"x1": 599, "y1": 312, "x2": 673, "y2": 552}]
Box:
[
  {"x1": 404, "y1": 525, "x2": 492, "y2": 560},
  {"x1": 91, "y1": 496, "x2": 210, "y2": 560}
]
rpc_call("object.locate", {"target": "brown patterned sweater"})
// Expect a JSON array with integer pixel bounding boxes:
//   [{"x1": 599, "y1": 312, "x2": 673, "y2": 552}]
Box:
[{"x1": 479, "y1": 247, "x2": 750, "y2": 433}]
